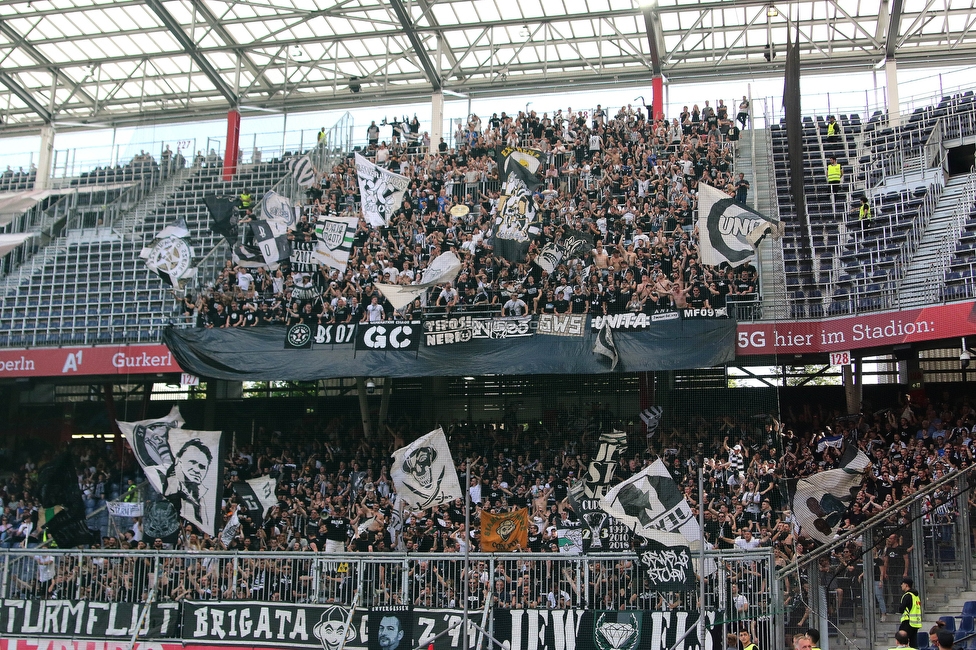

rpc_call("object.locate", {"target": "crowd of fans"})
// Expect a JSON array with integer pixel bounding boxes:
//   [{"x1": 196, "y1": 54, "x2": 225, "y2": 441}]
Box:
[
  {"x1": 185, "y1": 98, "x2": 761, "y2": 328},
  {"x1": 0, "y1": 388, "x2": 972, "y2": 630}
]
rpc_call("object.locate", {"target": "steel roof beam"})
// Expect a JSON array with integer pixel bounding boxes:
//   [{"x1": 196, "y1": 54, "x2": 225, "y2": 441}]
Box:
[
  {"x1": 886, "y1": 0, "x2": 904, "y2": 58},
  {"x1": 387, "y1": 0, "x2": 441, "y2": 92},
  {"x1": 186, "y1": 0, "x2": 275, "y2": 96},
  {"x1": 144, "y1": 0, "x2": 238, "y2": 106},
  {"x1": 0, "y1": 71, "x2": 52, "y2": 122}
]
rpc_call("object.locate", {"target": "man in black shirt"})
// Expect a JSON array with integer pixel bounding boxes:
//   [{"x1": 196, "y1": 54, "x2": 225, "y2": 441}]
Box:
[{"x1": 323, "y1": 506, "x2": 352, "y2": 553}]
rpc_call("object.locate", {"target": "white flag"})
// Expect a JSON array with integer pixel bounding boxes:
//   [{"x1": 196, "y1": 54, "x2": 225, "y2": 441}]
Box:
[
  {"x1": 313, "y1": 214, "x2": 358, "y2": 273},
  {"x1": 391, "y1": 428, "x2": 462, "y2": 511},
  {"x1": 107, "y1": 502, "x2": 144, "y2": 518},
  {"x1": 376, "y1": 251, "x2": 463, "y2": 310},
  {"x1": 118, "y1": 406, "x2": 185, "y2": 494},
  {"x1": 261, "y1": 190, "x2": 297, "y2": 235},
  {"x1": 355, "y1": 153, "x2": 409, "y2": 228},
  {"x1": 233, "y1": 476, "x2": 278, "y2": 519},
  {"x1": 601, "y1": 459, "x2": 705, "y2": 550},
  {"x1": 140, "y1": 217, "x2": 196, "y2": 288},
  {"x1": 220, "y1": 504, "x2": 241, "y2": 547},
  {"x1": 697, "y1": 182, "x2": 778, "y2": 267}
]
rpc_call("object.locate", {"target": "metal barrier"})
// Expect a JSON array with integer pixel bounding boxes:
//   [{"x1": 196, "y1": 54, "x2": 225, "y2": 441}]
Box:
[
  {"x1": 778, "y1": 466, "x2": 976, "y2": 650},
  {"x1": 0, "y1": 549, "x2": 774, "y2": 628}
]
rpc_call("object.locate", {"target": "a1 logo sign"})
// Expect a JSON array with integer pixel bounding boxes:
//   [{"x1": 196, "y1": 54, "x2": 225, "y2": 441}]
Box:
[{"x1": 829, "y1": 351, "x2": 851, "y2": 366}]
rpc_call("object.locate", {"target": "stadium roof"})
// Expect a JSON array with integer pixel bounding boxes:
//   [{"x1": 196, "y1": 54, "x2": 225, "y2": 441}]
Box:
[{"x1": 0, "y1": 0, "x2": 974, "y2": 134}]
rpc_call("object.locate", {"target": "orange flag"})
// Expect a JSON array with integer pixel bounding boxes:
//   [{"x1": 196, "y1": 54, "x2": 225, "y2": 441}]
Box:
[{"x1": 480, "y1": 508, "x2": 529, "y2": 552}]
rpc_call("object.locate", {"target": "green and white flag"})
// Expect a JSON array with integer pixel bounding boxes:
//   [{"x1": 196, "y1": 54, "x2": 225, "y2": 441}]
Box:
[{"x1": 313, "y1": 214, "x2": 358, "y2": 273}]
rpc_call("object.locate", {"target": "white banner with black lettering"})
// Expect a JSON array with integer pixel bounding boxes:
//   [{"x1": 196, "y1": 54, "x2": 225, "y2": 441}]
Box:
[{"x1": 107, "y1": 501, "x2": 144, "y2": 518}]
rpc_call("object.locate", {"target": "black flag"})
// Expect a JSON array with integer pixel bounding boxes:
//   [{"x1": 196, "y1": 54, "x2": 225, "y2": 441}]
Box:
[
  {"x1": 38, "y1": 453, "x2": 98, "y2": 548},
  {"x1": 204, "y1": 195, "x2": 239, "y2": 244}
]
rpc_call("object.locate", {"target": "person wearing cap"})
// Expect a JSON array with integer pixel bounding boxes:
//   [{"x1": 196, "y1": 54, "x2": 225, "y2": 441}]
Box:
[
  {"x1": 898, "y1": 578, "x2": 922, "y2": 647},
  {"x1": 826, "y1": 115, "x2": 842, "y2": 143}
]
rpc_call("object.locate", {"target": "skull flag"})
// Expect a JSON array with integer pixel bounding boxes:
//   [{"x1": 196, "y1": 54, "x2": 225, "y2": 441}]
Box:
[
  {"x1": 390, "y1": 427, "x2": 462, "y2": 511},
  {"x1": 480, "y1": 508, "x2": 529, "y2": 552}
]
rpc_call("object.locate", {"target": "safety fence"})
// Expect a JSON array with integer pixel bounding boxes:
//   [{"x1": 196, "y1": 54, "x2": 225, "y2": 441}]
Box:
[
  {"x1": 0, "y1": 549, "x2": 777, "y2": 650},
  {"x1": 778, "y1": 466, "x2": 976, "y2": 650}
]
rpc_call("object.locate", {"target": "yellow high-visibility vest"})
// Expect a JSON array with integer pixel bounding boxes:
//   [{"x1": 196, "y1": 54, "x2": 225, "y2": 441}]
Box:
[
  {"x1": 901, "y1": 592, "x2": 922, "y2": 628},
  {"x1": 827, "y1": 164, "x2": 842, "y2": 183}
]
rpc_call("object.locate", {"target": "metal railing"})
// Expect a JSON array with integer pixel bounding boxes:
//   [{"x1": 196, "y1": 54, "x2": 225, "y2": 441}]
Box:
[{"x1": 779, "y1": 462, "x2": 976, "y2": 650}]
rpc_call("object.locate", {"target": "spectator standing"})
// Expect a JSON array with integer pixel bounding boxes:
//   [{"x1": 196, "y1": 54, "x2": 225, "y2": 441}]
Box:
[
  {"x1": 737, "y1": 96, "x2": 750, "y2": 129},
  {"x1": 898, "y1": 578, "x2": 922, "y2": 648},
  {"x1": 734, "y1": 173, "x2": 750, "y2": 205}
]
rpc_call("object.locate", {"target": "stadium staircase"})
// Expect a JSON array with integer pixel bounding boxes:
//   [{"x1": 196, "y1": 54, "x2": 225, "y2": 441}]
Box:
[
  {"x1": 897, "y1": 171, "x2": 976, "y2": 307},
  {"x1": 114, "y1": 165, "x2": 197, "y2": 236},
  {"x1": 738, "y1": 124, "x2": 790, "y2": 320}
]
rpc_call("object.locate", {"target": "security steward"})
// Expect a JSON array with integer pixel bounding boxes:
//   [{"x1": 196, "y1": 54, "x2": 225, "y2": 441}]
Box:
[
  {"x1": 805, "y1": 628, "x2": 822, "y2": 650},
  {"x1": 827, "y1": 156, "x2": 843, "y2": 198},
  {"x1": 890, "y1": 630, "x2": 912, "y2": 650},
  {"x1": 739, "y1": 628, "x2": 758, "y2": 650},
  {"x1": 826, "y1": 115, "x2": 842, "y2": 143},
  {"x1": 899, "y1": 578, "x2": 922, "y2": 648},
  {"x1": 858, "y1": 196, "x2": 873, "y2": 225},
  {"x1": 239, "y1": 188, "x2": 253, "y2": 217}
]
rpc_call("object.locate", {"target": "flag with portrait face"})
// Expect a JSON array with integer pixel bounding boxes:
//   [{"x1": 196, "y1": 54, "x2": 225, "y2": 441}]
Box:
[
  {"x1": 152, "y1": 428, "x2": 224, "y2": 537},
  {"x1": 117, "y1": 406, "x2": 185, "y2": 494}
]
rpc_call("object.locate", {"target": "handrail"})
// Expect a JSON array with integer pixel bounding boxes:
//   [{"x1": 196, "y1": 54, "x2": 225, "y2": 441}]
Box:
[{"x1": 779, "y1": 459, "x2": 976, "y2": 577}]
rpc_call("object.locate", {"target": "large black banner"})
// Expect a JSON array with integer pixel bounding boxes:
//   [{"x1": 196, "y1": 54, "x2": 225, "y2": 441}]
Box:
[
  {"x1": 4, "y1": 601, "x2": 716, "y2": 650},
  {"x1": 0, "y1": 600, "x2": 179, "y2": 638},
  {"x1": 164, "y1": 317, "x2": 735, "y2": 381}
]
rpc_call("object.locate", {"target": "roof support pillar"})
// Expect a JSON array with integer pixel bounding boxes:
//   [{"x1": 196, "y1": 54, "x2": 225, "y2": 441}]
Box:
[
  {"x1": 651, "y1": 76, "x2": 665, "y2": 121},
  {"x1": 885, "y1": 57, "x2": 901, "y2": 127},
  {"x1": 430, "y1": 90, "x2": 444, "y2": 153},
  {"x1": 223, "y1": 108, "x2": 241, "y2": 181},
  {"x1": 35, "y1": 124, "x2": 55, "y2": 191}
]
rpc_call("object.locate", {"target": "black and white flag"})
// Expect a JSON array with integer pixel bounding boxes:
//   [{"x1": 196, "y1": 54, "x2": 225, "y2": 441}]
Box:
[
  {"x1": 233, "y1": 476, "x2": 278, "y2": 519},
  {"x1": 601, "y1": 459, "x2": 713, "y2": 583},
  {"x1": 355, "y1": 153, "x2": 409, "y2": 228},
  {"x1": 261, "y1": 190, "x2": 298, "y2": 235},
  {"x1": 636, "y1": 538, "x2": 696, "y2": 591},
  {"x1": 535, "y1": 228, "x2": 594, "y2": 274},
  {"x1": 791, "y1": 448, "x2": 869, "y2": 543},
  {"x1": 497, "y1": 146, "x2": 544, "y2": 175},
  {"x1": 155, "y1": 428, "x2": 224, "y2": 536},
  {"x1": 122, "y1": 417, "x2": 224, "y2": 537},
  {"x1": 250, "y1": 220, "x2": 292, "y2": 266},
  {"x1": 232, "y1": 242, "x2": 266, "y2": 268},
  {"x1": 391, "y1": 428, "x2": 462, "y2": 511},
  {"x1": 593, "y1": 325, "x2": 619, "y2": 371},
  {"x1": 204, "y1": 194, "x2": 239, "y2": 244},
  {"x1": 140, "y1": 217, "x2": 196, "y2": 288},
  {"x1": 118, "y1": 406, "x2": 185, "y2": 494},
  {"x1": 697, "y1": 182, "x2": 779, "y2": 267},
  {"x1": 289, "y1": 154, "x2": 317, "y2": 188},
  {"x1": 314, "y1": 214, "x2": 358, "y2": 273},
  {"x1": 491, "y1": 163, "x2": 542, "y2": 263},
  {"x1": 640, "y1": 406, "x2": 664, "y2": 438}
]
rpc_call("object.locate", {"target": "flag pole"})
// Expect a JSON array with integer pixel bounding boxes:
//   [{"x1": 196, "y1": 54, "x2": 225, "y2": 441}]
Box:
[
  {"x1": 698, "y1": 466, "x2": 707, "y2": 649},
  {"x1": 463, "y1": 457, "x2": 471, "y2": 650}
]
